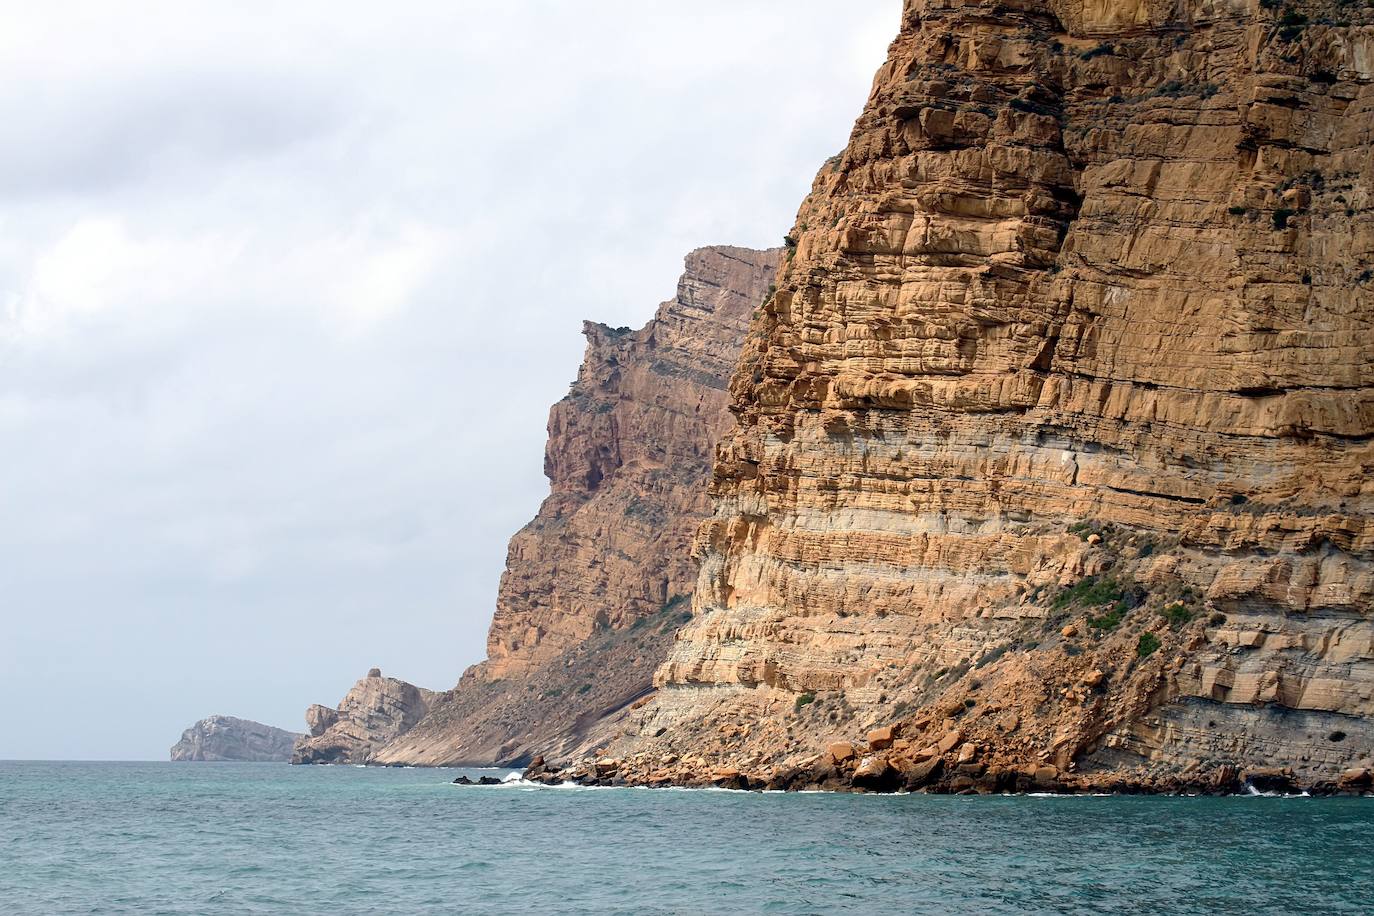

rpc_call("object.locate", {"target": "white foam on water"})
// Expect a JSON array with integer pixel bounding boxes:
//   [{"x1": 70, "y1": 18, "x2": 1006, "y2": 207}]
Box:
[{"x1": 1240, "y1": 784, "x2": 1312, "y2": 798}]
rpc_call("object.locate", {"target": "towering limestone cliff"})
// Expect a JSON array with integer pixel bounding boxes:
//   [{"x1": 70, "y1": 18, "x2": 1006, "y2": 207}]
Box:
[
  {"x1": 555, "y1": 0, "x2": 1374, "y2": 793},
  {"x1": 171, "y1": 716, "x2": 302, "y2": 762},
  {"x1": 372, "y1": 246, "x2": 781, "y2": 765}
]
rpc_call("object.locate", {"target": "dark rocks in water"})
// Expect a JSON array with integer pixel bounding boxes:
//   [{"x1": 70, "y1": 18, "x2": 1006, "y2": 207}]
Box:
[{"x1": 451, "y1": 775, "x2": 505, "y2": 786}]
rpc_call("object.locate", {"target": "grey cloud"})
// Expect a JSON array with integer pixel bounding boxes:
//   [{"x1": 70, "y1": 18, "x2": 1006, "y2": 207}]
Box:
[{"x1": 0, "y1": 69, "x2": 344, "y2": 197}]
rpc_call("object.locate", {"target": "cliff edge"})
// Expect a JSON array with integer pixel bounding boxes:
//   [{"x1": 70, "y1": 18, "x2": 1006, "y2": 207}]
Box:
[{"x1": 373, "y1": 246, "x2": 780, "y2": 766}]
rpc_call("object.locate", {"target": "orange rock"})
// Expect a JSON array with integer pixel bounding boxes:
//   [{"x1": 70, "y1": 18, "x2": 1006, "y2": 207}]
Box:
[
  {"x1": 853, "y1": 756, "x2": 889, "y2": 779},
  {"x1": 1338, "y1": 768, "x2": 1371, "y2": 788},
  {"x1": 828, "y1": 742, "x2": 857, "y2": 764},
  {"x1": 866, "y1": 725, "x2": 896, "y2": 750},
  {"x1": 937, "y1": 730, "x2": 963, "y2": 755}
]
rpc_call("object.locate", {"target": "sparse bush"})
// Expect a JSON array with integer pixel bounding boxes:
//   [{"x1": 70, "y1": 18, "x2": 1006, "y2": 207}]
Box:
[
  {"x1": 1087, "y1": 606, "x2": 1127, "y2": 630},
  {"x1": 794, "y1": 692, "x2": 816, "y2": 712},
  {"x1": 1137, "y1": 633, "x2": 1162, "y2": 658},
  {"x1": 1053, "y1": 576, "x2": 1125, "y2": 611},
  {"x1": 1162, "y1": 601, "x2": 1195, "y2": 629}
]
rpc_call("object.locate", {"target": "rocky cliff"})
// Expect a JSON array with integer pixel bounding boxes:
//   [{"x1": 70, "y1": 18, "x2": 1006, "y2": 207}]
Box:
[
  {"x1": 372, "y1": 246, "x2": 780, "y2": 765},
  {"x1": 559, "y1": 0, "x2": 1374, "y2": 794},
  {"x1": 170, "y1": 716, "x2": 302, "y2": 762},
  {"x1": 291, "y1": 668, "x2": 436, "y2": 764}
]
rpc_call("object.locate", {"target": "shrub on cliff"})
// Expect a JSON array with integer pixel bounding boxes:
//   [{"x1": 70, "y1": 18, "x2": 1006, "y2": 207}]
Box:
[{"x1": 1161, "y1": 602, "x2": 1195, "y2": 629}]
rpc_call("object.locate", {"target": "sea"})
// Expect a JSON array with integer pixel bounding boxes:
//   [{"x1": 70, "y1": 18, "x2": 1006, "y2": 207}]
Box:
[{"x1": 1, "y1": 761, "x2": 1370, "y2": 914}]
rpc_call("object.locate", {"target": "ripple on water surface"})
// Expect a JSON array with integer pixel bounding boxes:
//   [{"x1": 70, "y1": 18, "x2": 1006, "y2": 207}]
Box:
[{"x1": 0, "y1": 761, "x2": 1371, "y2": 914}]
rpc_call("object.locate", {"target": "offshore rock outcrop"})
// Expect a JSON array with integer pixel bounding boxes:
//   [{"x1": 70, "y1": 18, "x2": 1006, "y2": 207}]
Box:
[
  {"x1": 291, "y1": 669, "x2": 436, "y2": 764},
  {"x1": 372, "y1": 247, "x2": 781, "y2": 765},
  {"x1": 170, "y1": 716, "x2": 302, "y2": 762},
  {"x1": 585, "y1": 0, "x2": 1374, "y2": 793}
]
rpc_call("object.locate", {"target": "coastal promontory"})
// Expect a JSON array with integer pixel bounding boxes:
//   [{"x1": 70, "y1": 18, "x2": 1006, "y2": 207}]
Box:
[{"x1": 291, "y1": 668, "x2": 436, "y2": 764}]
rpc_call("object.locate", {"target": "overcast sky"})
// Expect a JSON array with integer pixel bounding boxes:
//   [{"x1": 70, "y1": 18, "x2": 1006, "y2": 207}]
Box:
[{"x1": 0, "y1": 1, "x2": 901, "y2": 760}]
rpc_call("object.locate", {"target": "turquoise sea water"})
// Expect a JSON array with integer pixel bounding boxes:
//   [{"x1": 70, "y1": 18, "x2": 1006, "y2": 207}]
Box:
[{"x1": 1, "y1": 761, "x2": 1371, "y2": 914}]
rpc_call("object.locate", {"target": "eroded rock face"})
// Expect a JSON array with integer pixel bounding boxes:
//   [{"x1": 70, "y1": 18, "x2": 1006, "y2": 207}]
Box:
[
  {"x1": 482, "y1": 246, "x2": 783, "y2": 680},
  {"x1": 372, "y1": 246, "x2": 779, "y2": 766},
  {"x1": 605, "y1": 0, "x2": 1374, "y2": 790},
  {"x1": 291, "y1": 669, "x2": 436, "y2": 764},
  {"x1": 170, "y1": 716, "x2": 302, "y2": 762}
]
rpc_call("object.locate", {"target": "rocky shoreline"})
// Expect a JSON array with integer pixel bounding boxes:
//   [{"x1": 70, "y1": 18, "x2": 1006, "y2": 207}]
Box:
[{"x1": 520, "y1": 738, "x2": 1374, "y2": 798}]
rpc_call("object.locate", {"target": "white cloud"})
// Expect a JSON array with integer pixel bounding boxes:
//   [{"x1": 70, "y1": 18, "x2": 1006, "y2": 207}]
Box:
[{"x1": 22, "y1": 217, "x2": 235, "y2": 321}]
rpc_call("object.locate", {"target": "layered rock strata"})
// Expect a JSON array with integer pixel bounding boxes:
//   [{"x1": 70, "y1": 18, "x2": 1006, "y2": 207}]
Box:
[
  {"x1": 291, "y1": 668, "x2": 436, "y2": 764},
  {"x1": 372, "y1": 246, "x2": 781, "y2": 765},
  {"x1": 170, "y1": 716, "x2": 302, "y2": 762},
  {"x1": 586, "y1": 0, "x2": 1374, "y2": 792}
]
